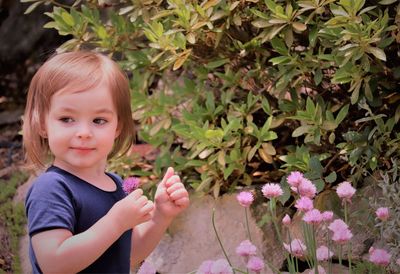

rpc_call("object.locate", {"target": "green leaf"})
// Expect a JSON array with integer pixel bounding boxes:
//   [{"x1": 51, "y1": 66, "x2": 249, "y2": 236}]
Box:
[
  {"x1": 269, "y1": 56, "x2": 291, "y2": 65},
  {"x1": 368, "y1": 47, "x2": 386, "y2": 61},
  {"x1": 378, "y1": 0, "x2": 397, "y2": 4},
  {"x1": 271, "y1": 38, "x2": 288, "y2": 55},
  {"x1": 61, "y1": 11, "x2": 75, "y2": 26},
  {"x1": 205, "y1": 58, "x2": 230, "y2": 69},
  {"x1": 24, "y1": 1, "x2": 42, "y2": 14},
  {"x1": 325, "y1": 172, "x2": 337, "y2": 183},
  {"x1": 292, "y1": 125, "x2": 312, "y2": 137},
  {"x1": 335, "y1": 104, "x2": 349, "y2": 125}
]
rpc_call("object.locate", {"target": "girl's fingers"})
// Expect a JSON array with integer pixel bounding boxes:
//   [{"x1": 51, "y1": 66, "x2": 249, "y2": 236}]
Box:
[
  {"x1": 165, "y1": 175, "x2": 181, "y2": 187},
  {"x1": 166, "y1": 182, "x2": 185, "y2": 194},
  {"x1": 174, "y1": 197, "x2": 190, "y2": 207},
  {"x1": 169, "y1": 188, "x2": 189, "y2": 201}
]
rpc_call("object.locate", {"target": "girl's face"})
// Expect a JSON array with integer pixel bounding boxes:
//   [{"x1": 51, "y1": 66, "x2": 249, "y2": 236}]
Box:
[{"x1": 44, "y1": 82, "x2": 120, "y2": 174}]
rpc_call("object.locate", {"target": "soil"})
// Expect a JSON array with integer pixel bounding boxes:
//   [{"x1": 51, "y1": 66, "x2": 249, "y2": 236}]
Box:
[{"x1": 0, "y1": 76, "x2": 29, "y2": 273}]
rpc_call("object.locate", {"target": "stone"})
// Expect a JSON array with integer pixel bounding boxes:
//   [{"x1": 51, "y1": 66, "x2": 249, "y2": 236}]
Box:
[{"x1": 146, "y1": 194, "x2": 284, "y2": 273}]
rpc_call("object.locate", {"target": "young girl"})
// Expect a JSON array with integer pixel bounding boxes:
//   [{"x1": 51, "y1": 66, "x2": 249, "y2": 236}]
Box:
[{"x1": 23, "y1": 51, "x2": 190, "y2": 273}]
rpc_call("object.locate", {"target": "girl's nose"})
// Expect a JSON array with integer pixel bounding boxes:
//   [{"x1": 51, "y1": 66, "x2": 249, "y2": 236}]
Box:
[{"x1": 76, "y1": 124, "x2": 93, "y2": 139}]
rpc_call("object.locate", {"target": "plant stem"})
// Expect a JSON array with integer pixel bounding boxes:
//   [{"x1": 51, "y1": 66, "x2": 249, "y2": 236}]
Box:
[
  {"x1": 344, "y1": 201, "x2": 352, "y2": 274},
  {"x1": 245, "y1": 207, "x2": 252, "y2": 242},
  {"x1": 212, "y1": 208, "x2": 235, "y2": 272}
]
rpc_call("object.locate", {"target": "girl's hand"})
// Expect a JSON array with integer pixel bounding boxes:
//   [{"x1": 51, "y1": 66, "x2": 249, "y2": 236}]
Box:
[
  {"x1": 154, "y1": 167, "x2": 190, "y2": 219},
  {"x1": 111, "y1": 189, "x2": 154, "y2": 232}
]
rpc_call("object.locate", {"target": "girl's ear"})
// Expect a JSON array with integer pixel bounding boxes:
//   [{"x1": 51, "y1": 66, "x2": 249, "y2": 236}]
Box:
[
  {"x1": 38, "y1": 121, "x2": 48, "y2": 138},
  {"x1": 115, "y1": 123, "x2": 121, "y2": 139}
]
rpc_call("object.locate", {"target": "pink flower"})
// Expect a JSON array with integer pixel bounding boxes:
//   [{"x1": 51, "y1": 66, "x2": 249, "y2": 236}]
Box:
[
  {"x1": 197, "y1": 260, "x2": 213, "y2": 274},
  {"x1": 282, "y1": 214, "x2": 291, "y2": 226},
  {"x1": 247, "y1": 256, "x2": 264, "y2": 273},
  {"x1": 336, "y1": 181, "x2": 356, "y2": 203},
  {"x1": 376, "y1": 207, "x2": 389, "y2": 221},
  {"x1": 369, "y1": 247, "x2": 391, "y2": 267},
  {"x1": 328, "y1": 219, "x2": 348, "y2": 232},
  {"x1": 210, "y1": 259, "x2": 233, "y2": 274},
  {"x1": 236, "y1": 191, "x2": 254, "y2": 207},
  {"x1": 294, "y1": 196, "x2": 314, "y2": 212},
  {"x1": 321, "y1": 211, "x2": 334, "y2": 222},
  {"x1": 262, "y1": 183, "x2": 283, "y2": 199},
  {"x1": 328, "y1": 219, "x2": 352, "y2": 244},
  {"x1": 331, "y1": 227, "x2": 353, "y2": 244},
  {"x1": 122, "y1": 177, "x2": 140, "y2": 194},
  {"x1": 137, "y1": 260, "x2": 156, "y2": 274},
  {"x1": 297, "y1": 178, "x2": 317, "y2": 198},
  {"x1": 302, "y1": 209, "x2": 323, "y2": 225},
  {"x1": 287, "y1": 171, "x2": 304, "y2": 187},
  {"x1": 284, "y1": 239, "x2": 307, "y2": 258},
  {"x1": 236, "y1": 240, "x2": 257, "y2": 257},
  {"x1": 316, "y1": 245, "x2": 334, "y2": 261},
  {"x1": 396, "y1": 257, "x2": 400, "y2": 266}
]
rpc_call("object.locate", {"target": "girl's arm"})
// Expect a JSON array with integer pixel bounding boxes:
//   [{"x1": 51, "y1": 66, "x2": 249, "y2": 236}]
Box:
[{"x1": 32, "y1": 189, "x2": 153, "y2": 273}]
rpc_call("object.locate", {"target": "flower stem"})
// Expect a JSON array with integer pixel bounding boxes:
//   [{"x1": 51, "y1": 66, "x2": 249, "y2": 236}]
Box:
[
  {"x1": 344, "y1": 201, "x2": 352, "y2": 274},
  {"x1": 245, "y1": 207, "x2": 252, "y2": 242},
  {"x1": 212, "y1": 208, "x2": 234, "y2": 272}
]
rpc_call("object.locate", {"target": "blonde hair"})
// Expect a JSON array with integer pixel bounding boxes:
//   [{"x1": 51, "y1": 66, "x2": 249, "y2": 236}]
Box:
[{"x1": 22, "y1": 51, "x2": 135, "y2": 170}]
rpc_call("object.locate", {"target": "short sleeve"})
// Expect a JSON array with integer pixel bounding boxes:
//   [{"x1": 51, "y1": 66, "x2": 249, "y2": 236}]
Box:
[{"x1": 25, "y1": 173, "x2": 76, "y2": 237}]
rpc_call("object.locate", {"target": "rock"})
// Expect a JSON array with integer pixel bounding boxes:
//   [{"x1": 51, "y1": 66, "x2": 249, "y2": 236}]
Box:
[{"x1": 146, "y1": 194, "x2": 284, "y2": 273}]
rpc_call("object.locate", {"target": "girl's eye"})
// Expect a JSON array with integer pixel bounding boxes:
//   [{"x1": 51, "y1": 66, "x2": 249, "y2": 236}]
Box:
[
  {"x1": 93, "y1": 118, "x2": 107, "y2": 125},
  {"x1": 60, "y1": 117, "x2": 74, "y2": 123}
]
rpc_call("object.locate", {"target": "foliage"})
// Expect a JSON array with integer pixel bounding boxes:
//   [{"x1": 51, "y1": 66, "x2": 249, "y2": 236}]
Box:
[
  {"x1": 20, "y1": 0, "x2": 400, "y2": 197},
  {"x1": 0, "y1": 171, "x2": 29, "y2": 274},
  {"x1": 369, "y1": 159, "x2": 400, "y2": 273}
]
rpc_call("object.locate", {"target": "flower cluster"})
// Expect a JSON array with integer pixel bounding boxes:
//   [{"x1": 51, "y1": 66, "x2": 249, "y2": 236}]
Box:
[
  {"x1": 122, "y1": 176, "x2": 140, "y2": 194},
  {"x1": 196, "y1": 259, "x2": 233, "y2": 274},
  {"x1": 195, "y1": 171, "x2": 396, "y2": 274}
]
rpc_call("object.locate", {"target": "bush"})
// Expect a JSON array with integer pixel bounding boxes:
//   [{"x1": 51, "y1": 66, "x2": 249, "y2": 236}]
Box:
[{"x1": 21, "y1": 0, "x2": 399, "y2": 197}]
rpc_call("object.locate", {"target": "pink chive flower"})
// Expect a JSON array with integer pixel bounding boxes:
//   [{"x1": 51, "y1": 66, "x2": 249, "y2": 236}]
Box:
[
  {"x1": 302, "y1": 209, "x2": 323, "y2": 225},
  {"x1": 283, "y1": 239, "x2": 307, "y2": 258},
  {"x1": 294, "y1": 196, "x2": 314, "y2": 212},
  {"x1": 336, "y1": 181, "x2": 356, "y2": 203},
  {"x1": 196, "y1": 260, "x2": 213, "y2": 274},
  {"x1": 236, "y1": 191, "x2": 254, "y2": 207},
  {"x1": 376, "y1": 207, "x2": 389, "y2": 222},
  {"x1": 369, "y1": 247, "x2": 391, "y2": 267},
  {"x1": 297, "y1": 178, "x2": 317, "y2": 198},
  {"x1": 210, "y1": 259, "x2": 233, "y2": 274},
  {"x1": 328, "y1": 219, "x2": 349, "y2": 232},
  {"x1": 287, "y1": 171, "x2": 304, "y2": 188},
  {"x1": 316, "y1": 245, "x2": 334, "y2": 261},
  {"x1": 262, "y1": 183, "x2": 283, "y2": 199},
  {"x1": 122, "y1": 177, "x2": 140, "y2": 194},
  {"x1": 282, "y1": 214, "x2": 291, "y2": 226},
  {"x1": 137, "y1": 260, "x2": 156, "y2": 274},
  {"x1": 332, "y1": 227, "x2": 353, "y2": 244},
  {"x1": 321, "y1": 211, "x2": 334, "y2": 222},
  {"x1": 235, "y1": 240, "x2": 257, "y2": 257},
  {"x1": 247, "y1": 256, "x2": 265, "y2": 274},
  {"x1": 396, "y1": 257, "x2": 400, "y2": 266}
]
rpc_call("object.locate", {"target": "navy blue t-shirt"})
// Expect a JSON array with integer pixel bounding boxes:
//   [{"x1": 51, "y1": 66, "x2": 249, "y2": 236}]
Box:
[{"x1": 25, "y1": 166, "x2": 132, "y2": 274}]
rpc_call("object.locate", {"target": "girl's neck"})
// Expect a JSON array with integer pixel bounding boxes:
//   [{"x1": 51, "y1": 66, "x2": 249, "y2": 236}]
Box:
[{"x1": 52, "y1": 159, "x2": 108, "y2": 182}]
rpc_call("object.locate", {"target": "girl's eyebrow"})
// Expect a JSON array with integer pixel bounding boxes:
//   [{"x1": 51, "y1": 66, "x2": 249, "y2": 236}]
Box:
[{"x1": 57, "y1": 107, "x2": 114, "y2": 114}]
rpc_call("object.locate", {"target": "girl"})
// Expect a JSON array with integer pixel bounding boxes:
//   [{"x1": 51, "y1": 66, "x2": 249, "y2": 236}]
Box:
[{"x1": 23, "y1": 51, "x2": 189, "y2": 273}]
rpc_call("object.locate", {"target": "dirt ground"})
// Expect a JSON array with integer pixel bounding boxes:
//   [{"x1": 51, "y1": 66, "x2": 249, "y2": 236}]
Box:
[{"x1": 0, "y1": 115, "x2": 26, "y2": 272}]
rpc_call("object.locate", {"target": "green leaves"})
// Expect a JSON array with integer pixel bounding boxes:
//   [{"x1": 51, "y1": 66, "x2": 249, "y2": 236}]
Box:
[{"x1": 24, "y1": 0, "x2": 400, "y2": 196}]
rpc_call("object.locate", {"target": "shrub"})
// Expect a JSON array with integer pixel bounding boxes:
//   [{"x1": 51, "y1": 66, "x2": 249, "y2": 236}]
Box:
[{"x1": 20, "y1": 0, "x2": 400, "y2": 197}]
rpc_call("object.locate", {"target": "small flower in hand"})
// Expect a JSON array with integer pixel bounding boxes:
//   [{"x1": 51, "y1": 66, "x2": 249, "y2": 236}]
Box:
[{"x1": 122, "y1": 177, "x2": 140, "y2": 194}]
